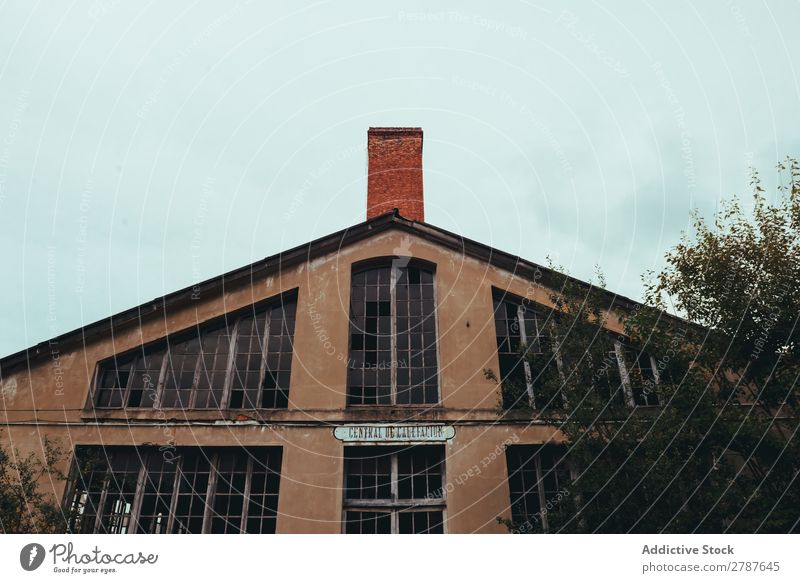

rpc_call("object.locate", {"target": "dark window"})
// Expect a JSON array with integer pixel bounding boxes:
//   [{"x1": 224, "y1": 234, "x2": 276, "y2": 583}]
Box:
[
  {"x1": 94, "y1": 347, "x2": 165, "y2": 409},
  {"x1": 492, "y1": 289, "x2": 561, "y2": 409},
  {"x1": 592, "y1": 336, "x2": 629, "y2": 407},
  {"x1": 347, "y1": 262, "x2": 438, "y2": 405},
  {"x1": 172, "y1": 450, "x2": 212, "y2": 534},
  {"x1": 161, "y1": 330, "x2": 202, "y2": 408},
  {"x1": 506, "y1": 445, "x2": 571, "y2": 533},
  {"x1": 137, "y1": 454, "x2": 178, "y2": 534},
  {"x1": 617, "y1": 342, "x2": 660, "y2": 406},
  {"x1": 193, "y1": 324, "x2": 233, "y2": 409},
  {"x1": 93, "y1": 292, "x2": 297, "y2": 409},
  {"x1": 595, "y1": 336, "x2": 660, "y2": 407},
  {"x1": 492, "y1": 289, "x2": 659, "y2": 410},
  {"x1": 228, "y1": 313, "x2": 268, "y2": 409},
  {"x1": 97, "y1": 450, "x2": 140, "y2": 534},
  {"x1": 260, "y1": 302, "x2": 295, "y2": 409},
  {"x1": 65, "y1": 447, "x2": 282, "y2": 534},
  {"x1": 94, "y1": 356, "x2": 132, "y2": 409},
  {"x1": 64, "y1": 449, "x2": 109, "y2": 534},
  {"x1": 343, "y1": 446, "x2": 445, "y2": 533}
]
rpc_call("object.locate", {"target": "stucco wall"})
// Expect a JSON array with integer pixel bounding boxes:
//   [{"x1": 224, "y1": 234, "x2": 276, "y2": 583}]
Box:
[{"x1": 0, "y1": 226, "x2": 628, "y2": 533}]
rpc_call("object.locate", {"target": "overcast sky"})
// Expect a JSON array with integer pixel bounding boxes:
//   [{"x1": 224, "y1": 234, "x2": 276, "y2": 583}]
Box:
[{"x1": 1, "y1": 1, "x2": 798, "y2": 357}]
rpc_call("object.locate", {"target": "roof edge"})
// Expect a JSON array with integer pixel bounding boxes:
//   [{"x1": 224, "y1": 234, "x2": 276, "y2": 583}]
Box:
[{"x1": 0, "y1": 209, "x2": 676, "y2": 373}]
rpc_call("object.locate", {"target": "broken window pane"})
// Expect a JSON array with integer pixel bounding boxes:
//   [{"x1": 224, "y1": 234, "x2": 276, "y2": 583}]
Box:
[
  {"x1": 65, "y1": 446, "x2": 282, "y2": 534},
  {"x1": 94, "y1": 357, "x2": 133, "y2": 408},
  {"x1": 492, "y1": 290, "x2": 562, "y2": 410},
  {"x1": 94, "y1": 293, "x2": 297, "y2": 410}
]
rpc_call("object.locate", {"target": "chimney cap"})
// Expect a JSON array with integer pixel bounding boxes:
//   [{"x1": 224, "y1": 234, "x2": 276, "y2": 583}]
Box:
[{"x1": 368, "y1": 127, "x2": 423, "y2": 135}]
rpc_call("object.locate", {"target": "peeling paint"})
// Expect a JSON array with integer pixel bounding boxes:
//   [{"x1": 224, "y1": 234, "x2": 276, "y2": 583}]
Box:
[
  {"x1": 310, "y1": 255, "x2": 328, "y2": 270},
  {"x1": 0, "y1": 376, "x2": 18, "y2": 403}
]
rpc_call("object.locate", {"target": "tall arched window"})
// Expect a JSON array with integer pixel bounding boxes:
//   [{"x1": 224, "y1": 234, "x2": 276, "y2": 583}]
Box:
[{"x1": 347, "y1": 259, "x2": 439, "y2": 405}]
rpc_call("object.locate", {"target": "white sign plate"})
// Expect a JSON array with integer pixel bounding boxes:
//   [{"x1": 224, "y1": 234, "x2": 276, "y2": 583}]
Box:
[{"x1": 333, "y1": 424, "x2": 455, "y2": 443}]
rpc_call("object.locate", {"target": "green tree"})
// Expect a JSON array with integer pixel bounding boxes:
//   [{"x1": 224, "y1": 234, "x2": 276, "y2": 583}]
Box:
[
  {"x1": 0, "y1": 437, "x2": 70, "y2": 533},
  {"x1": 493, "y1": 158, "x2": 800, "y2": 533}
]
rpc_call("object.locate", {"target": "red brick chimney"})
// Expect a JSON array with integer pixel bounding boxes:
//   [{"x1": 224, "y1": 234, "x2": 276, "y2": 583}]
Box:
[{"x1": 366, "y1": 127, "x2": 424, "y2": 222}]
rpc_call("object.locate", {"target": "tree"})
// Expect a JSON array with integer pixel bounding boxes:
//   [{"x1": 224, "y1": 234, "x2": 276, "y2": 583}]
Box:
[
  {"x1": 492, "y1": 157, "x2": 800, "y2": 533},
  {"x1": 0, "y1": 437, "x2": 70, "y2": 533}
]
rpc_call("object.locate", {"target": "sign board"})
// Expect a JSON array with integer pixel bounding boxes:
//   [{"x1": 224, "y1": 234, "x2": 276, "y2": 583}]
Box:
[{"x1": 333, "y1": 424, "x2": 455, "y2": 444}]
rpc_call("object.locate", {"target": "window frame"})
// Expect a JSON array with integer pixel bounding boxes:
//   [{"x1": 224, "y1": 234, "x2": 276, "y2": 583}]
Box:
[
  {"x1": 612, "y1": 338, "x2": 660, "y2": 407},
  {"x1": 492, "y1": 288, "x2": 565, "y2": 409},
  {"x1": 346, "y1": 258, "x2": 441, "y2": 407},
  {"x1": 90, "y1": 290, "x2": 297, "y2": 410},
  {"x1": 64, "y1": 446, "x2": 282, "y2": 534},
  {"x1": 492, "y1": 288, "x2": 661, "y2": 409},
  {"x1": 341, "y1": 445, "x2": 447, "y2": 534},
  {"x1": 505, "y1": 444, "x2": 574, "y2": 533}
]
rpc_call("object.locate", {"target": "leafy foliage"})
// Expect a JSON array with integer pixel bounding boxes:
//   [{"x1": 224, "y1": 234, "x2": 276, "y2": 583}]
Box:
[
  {"x1": 492, "y1": 158, "x2": 800, "y2": 533},
  {"x1": 0, "y1": 437, "x2": 69, "y2": 533}
]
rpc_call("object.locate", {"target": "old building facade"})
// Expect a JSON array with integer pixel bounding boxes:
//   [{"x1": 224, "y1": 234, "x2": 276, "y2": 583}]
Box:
[{"x1": 0, "y1": 128, "x2": 652, "y2": 534}]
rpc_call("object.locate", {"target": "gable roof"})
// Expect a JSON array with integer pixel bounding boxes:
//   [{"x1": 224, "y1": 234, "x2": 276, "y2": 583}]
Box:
[{"x1": 0, "y1": 210, "x2": 645, "y2": 373}]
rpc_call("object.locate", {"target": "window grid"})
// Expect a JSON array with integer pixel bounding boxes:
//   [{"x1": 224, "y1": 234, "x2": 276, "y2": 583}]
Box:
[
  {"x1": 96, "y1": 451, "x2": 142, "y2": 534},
  {"x1": 161, "y1": 330, "x2": 202, "y2": 408},
  {"x1": 228, "y1": 315, "x2": 267, "y2": 409},
  {"x1": 506, "y1": 445, "x2": 571, "y2": 533},
  {"x1": 596, "y1": 342, "x2": 628, "y2": 407},
  {"x1": 137, "y1": 454, "x2": 177, "y2": 534},
  {"x1": 347, "y1": 263, "x2": 439, "y2": 406},
  {"x1": 193, "y1": 325, "x2": 233, "y2": 409},
  {"x1": 66, "y1": 447, "x2": 282, "y2": 534},
  {"x1": 65, "y1": 450, "x2": 108, "y2": 534},
  {"x1": 343, "y1": 446, "x2": 445, "y2": 534},
  {"x1": 493, "y1": 291, "x2": 560, "y2": 409},
  {"x1": 615, "y1": 341, "x2": 660, "y2": 407},
  {"x1": 245, "y1": 450, "x2": 282, "y2": 534},
  {"x1": 172, "y1": 450, "x2": 212, "y2": 534},
  {"x1": 261, "y1": 303, "x2": 296, "y2": 408},
  {"x1": 493, "y1": 289, "x2": 660, "y2": 410},
  {"x1": 93, "y1": 294, "x2": 297, "y2": 410},
  {"x1": 210, "y1": 453, "x2": 249, "y2": 534}
]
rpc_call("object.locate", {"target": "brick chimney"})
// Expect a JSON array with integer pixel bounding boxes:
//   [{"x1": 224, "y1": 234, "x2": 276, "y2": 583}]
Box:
[{"x1": 366, "y1": 127, "x2": 424, "y2": 222}]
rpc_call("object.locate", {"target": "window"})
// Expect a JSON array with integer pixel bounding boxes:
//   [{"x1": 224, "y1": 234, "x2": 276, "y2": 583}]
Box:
[
  {"x1": 594, "y1": 336, "x2": 660, "y2": 407},
  {"x1": 506, "y1": 445, "x2": 571, "y2": 533},
  {"x1": 93, "y1": 346, "x2": 165, "y2": 408},
  {"x1": 343, "y1": 446, "x2": 445, "y2": 533},
  {"x1": 615, "y1": 340, "x2": 660, "y2": 407},
  {"x1": 347, "y1": 261, "x2": 439, "y2": 405},
  {"x1": 491, "y1": 288, "x2": 660, "y2": 409},
  {"x1": 492, "y1": 289, "x2": 561, "y2": 409},
  {"x1": 93, "y1": 292, "x2": 297, "y2": 409},
  {"x1": 65, "y1": 446, "x2": 282, "y2": 534}
]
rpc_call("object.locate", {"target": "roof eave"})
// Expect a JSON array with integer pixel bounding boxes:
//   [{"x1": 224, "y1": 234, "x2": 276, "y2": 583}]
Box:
[{"x1": 0, "y1": 209, "x2": 674, "y2": 373}]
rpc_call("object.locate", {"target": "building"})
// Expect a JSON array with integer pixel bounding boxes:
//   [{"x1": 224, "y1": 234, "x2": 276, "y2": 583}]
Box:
[{"x1": 0, "y1": 128, "x2": 656, "y2": 534}]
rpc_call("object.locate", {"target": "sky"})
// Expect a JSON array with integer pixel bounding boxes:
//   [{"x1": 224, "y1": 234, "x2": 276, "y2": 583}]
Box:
[{"x1": 0, "y1": 0, "x2": 798, "y2": 358}]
